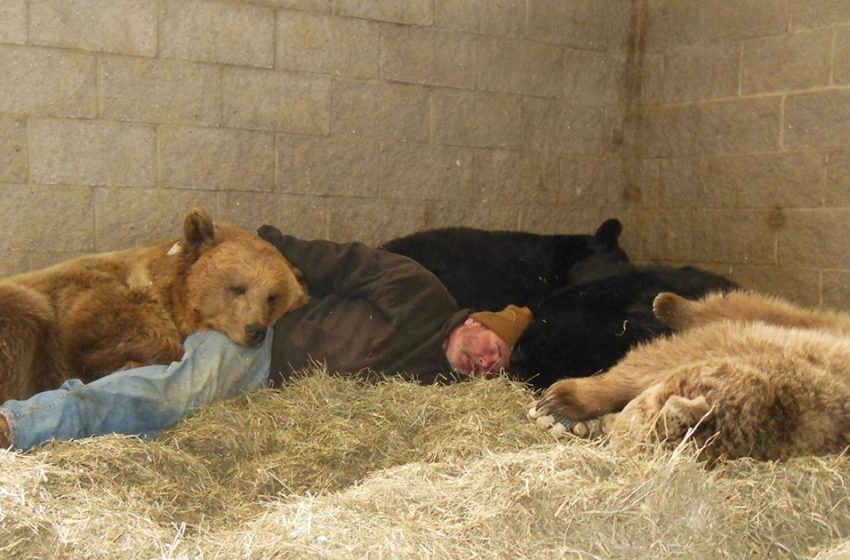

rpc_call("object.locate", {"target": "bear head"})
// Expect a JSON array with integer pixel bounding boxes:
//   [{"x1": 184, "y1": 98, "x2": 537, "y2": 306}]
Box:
[{"x1": 177, "y1": 209, "x2": 309, "y2": 347}]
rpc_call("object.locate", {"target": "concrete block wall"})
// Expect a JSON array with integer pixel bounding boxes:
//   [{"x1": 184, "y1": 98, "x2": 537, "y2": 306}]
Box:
[
  {"x1": 622, "y1": 0, "x2": 850, "y2": 308},
  {"x1": 0, "y1": 0, "x2": 630, "y2": 276},
  {"x1": 5, "y1": 0, "x2": 848, "y2": 310}
]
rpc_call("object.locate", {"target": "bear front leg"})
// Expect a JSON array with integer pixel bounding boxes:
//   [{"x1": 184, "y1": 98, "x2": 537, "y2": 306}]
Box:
[
  {"x1": 60, "y1": 287, "x2": 186, "y2": 381},
  {"x1": 530, "y1": 369, "x2": 652, "y2": 422}
]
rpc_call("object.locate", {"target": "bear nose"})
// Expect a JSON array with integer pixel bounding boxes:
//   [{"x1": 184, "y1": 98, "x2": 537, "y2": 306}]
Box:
[{"x1": 245, "y1": 324, "x2": 266, "y2": 346}]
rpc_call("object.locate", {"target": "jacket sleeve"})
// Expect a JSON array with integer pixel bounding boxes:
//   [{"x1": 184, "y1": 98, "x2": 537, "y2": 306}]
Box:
[{"x1": 258, "y1": 225, "x2": 458, "y2": 318}]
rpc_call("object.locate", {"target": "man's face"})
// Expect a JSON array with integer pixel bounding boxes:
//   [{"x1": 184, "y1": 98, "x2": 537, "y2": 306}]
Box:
[{"x1": 444, "y1": 318, "x2": 512, "y2": 377}]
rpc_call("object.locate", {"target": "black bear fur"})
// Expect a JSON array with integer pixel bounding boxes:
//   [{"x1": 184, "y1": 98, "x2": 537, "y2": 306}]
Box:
[
  {"x1": 380, "y1": 218, "x2": 630, "y2": 311},
  {"x1": 510, "y1": 265, "x2": 737, "y2": 389}
]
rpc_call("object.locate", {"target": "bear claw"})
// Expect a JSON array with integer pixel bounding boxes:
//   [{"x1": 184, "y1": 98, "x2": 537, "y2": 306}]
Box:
[{"x1": 527, "y1": 406, "x2": 590, "y2": 439}]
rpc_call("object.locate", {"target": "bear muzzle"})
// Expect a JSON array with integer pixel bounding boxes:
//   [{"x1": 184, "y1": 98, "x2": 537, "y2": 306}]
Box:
[{"x1": 244, "y1": 323, "x2": 267, "y2": 347}]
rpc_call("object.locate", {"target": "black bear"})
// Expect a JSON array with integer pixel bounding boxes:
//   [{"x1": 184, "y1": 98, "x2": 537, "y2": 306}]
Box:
[
  {"x1": 380, "y1": 219, "x2": 630, "y2": 311},
  {"x1": 382, "y1": 220, "x2": 737, "y2": 389},
  {"x1": 510, "y1": 265, "x2": 738, "y2": 389}
]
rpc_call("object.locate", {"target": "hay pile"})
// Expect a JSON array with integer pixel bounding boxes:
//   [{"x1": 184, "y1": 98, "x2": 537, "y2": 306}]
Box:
[{"x1": 1, "y1": 368, "x2": 848, "y2": 559}]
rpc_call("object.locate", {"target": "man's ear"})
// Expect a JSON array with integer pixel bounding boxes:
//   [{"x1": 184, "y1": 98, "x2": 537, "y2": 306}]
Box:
[{"x1": 183, "y1": 208, "x2": 216, "y2": 251}]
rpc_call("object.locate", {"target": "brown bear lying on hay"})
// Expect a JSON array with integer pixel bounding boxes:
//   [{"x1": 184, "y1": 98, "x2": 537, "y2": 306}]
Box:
[
  {"x1": 0, "y1": 208, "x2": 308, "y2": 402},
  {"x1": 530, "y1": 290, "x2": 850, "y2": 462}
]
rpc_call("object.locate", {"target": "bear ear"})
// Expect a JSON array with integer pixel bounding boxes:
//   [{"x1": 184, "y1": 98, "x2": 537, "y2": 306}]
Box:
[
  {"x1": 594, "y1": 218, "x2": 623, "y2": 247},
  {"x1": 659, "y1": 394, "x2": 712, "y2": 427},
  {"x1": 257, "y1": 224, "x2": 284, "y2": 246},
  {"x1": 182, "y1": 208, "x2": 216, "y2": 250}
]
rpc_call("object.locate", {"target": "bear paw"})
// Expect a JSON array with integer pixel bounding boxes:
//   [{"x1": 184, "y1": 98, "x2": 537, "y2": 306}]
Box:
[
  {"x1": 527, "y1": 405, "x2": 590, "y2": 439},
  {"x1": 652, "y1": 291, "x2": 692, "y2": 330}
]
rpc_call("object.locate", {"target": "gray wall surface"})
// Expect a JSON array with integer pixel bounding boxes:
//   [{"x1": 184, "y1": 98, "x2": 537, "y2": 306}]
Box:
[{"x1": 1, "y1": 0, "x2": 848, "y2": 308}]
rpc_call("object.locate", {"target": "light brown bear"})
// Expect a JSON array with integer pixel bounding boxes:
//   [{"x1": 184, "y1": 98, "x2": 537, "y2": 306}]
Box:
[
  {"x1": 529, "y1": 290, "x2": 850, "y2": 462},
  {"x1": 0, "y1": 208, "x2": 308, "y2": 402}
]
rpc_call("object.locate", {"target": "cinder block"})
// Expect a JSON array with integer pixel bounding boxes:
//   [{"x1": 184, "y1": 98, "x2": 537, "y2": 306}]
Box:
[
  {"x1": 561, "y1": 155, "x2": 610, "y2": 208},
  {"x1": 161, "y1": 0, "x2": 275, "y2": 67},
  {"x1": 427, "y1": 199, "x2": 520, "y2": 231},
  {"x1": 742, "y1": 30, "x2": 831, "y2": 94},
  {"x1": 253, "y1": 0, "x2": 331, "y2": 9},
  {"x1": 520, "y1": 206, "x2": 604, "y2": 235},
  {"x1": 218, "y1": 192, "x2": 328, "y2": 240},
  {"x1": 277, "y1": 11, "x2": 379, "y2": 78},
  {"x1": 523, "y1": 97, "x2": 604, "y2": 155},
  {"x1": 644, "y1": 0, "x2": 702, "y2": 51},
  {"x1": 30, "y1": 0, "x2": 156, "y2": 56},
  {"x1": 665, "y1": 153, "x2": 827, "y2": 209},
  {"x1": 636, "y1": 105, "x2": 700, "y2": 158},
  {"x1": 473, "y1": 149, "x2": 560, "y2": 204},
  {"x1": 0, "y1": 251, "x2": 32, "y2": 277},
  {"x1": 832, "y1": 27, "x2": 850, "y2": 85},
  {"x1": 0, "y1": 46, "x2": 96, "y2": 118},
  {"x1": 327, "y1": 198, "x2": 427, "y2": 245},
  {"x1": 380, "y1": 144, "x2": 473, "y2": 200},
  {"x1": 381, "y1": 26, "x2": 476, "y2": 89},
  {"x1": 434, "y1": 0, "x2": 525, "y2": 37},
  {"x1": 277, "y1": 134, "x2": 380, "y2": 197},
  {"x1": 527, "y1": 0, "x2": 610, "y2": 49},
  {"x1": 723, "y1": 152, "x2": 826, "y2": 207},
  {"x1": 160, "y1": 126, "x2": 275, "y2": 192},
  {"x1": 638, "y1": 52, "x2": 666, "y2": 104},
  {"x1": 660, "y1": 43, "x2": 739, "y2": 103},
  {"x1": 693, "y1": 209, "x2": 777, "y2": 264},
  {"x1": 27, "y1": 251, "x2": 90, "y2": 270},
  {"x1": 700, "y1": 0, "x2": 789, "y2": 42},
  {"x1": 99, "y1": 57, "x2": 221, "y2": 126},
  {"x1": 31, "y1": 119, "x2": 155, "y2": 187},
  {"x1": 825, "y1": 151, "x2": 850, "y2": 206},
  {"x1": 605, "y1": 156, "x2": 663, "y2": 208},
  {"x1": 94, "y1": 188, "x2": 218, "y2": 251},
  {"x1": 223, "y1": 68, "x2": 330, "y2": 134},
  {"x1": 785, "y1": 90, "x2": 850, "y2": 149},
  {"x1": 778, "y1": 209, "x2": 850, "y2": 268},
  {"x1": 564, "y1": 49, "x2": 624, "y2": 104},
  {"x1": 694, "y1": 263, "x2": 820, "y2": 306},
  {"x1": 336, "y1": 0, "x2": 432, "y2": 25},
  {"x1": 0, "y1": 0, "x2": 26, "y2": 44},
  {"x1": 476, "y1": 36, "x2": 563, "y2": 97},
  {"x1": 0, "y1": 116, "x2": 27, "y2": 183},
  {"x1": 0, "y1": 184, "x2": 93, "y2": 251},
  {"x1": 333, "y1": 79, "x2": 429, "y2": 142},
  {"x1": 791, "y1": 0, "x2": 850, "y2": 30},
  {"x1": 822, "y1": 270, "x2": 850, "y2": 310},
  {"x1": 699, "y1": 98, "x2": 781, "y2": 154},
  {"x1": 433, "y1": 89, "x2": 522, "y2": 149}
]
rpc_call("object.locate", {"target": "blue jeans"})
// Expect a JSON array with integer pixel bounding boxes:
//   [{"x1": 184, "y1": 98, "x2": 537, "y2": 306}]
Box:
[{"x1": 0, "y1": 329, "x2": 273, "y2": 451}]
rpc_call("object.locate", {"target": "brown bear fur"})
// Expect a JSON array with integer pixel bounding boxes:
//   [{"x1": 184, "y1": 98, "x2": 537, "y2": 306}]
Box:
[
  {"x1": 0, "y1": 208, "x2": 308, "y2": 402},
  {"x1": 534, "y1": 290, "x2": 850, "y2": 462}
]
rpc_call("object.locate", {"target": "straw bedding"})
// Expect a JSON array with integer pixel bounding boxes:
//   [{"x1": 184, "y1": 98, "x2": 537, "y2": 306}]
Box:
[{"x1": 1, "y1": 368, "x2": 848, "y2": 559}]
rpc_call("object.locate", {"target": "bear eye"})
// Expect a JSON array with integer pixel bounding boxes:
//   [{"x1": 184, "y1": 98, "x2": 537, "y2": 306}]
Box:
[
  {"x1": 267, "y1": 294, "x2": 277, "y2": 306},
  {"x1": 229, "y1": 285, "x2": 247, "y2": 296}
]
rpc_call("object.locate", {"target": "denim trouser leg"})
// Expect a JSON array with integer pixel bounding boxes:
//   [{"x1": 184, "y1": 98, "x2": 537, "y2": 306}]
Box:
[{"x1": 0, "y1": 329, "x2": 273, "y2": 451}]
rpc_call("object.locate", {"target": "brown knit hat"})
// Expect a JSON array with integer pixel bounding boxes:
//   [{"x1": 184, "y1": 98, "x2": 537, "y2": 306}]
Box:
[{"x1": 470, "y1": 304, "x2": 533, "y2": 348}]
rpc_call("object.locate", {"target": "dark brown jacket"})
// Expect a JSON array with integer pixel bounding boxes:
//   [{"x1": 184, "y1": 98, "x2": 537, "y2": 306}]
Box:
[{"x1": 258, "y1": 227, "x2": 469, "y2": 385}]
